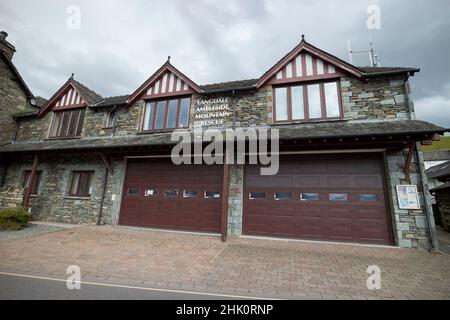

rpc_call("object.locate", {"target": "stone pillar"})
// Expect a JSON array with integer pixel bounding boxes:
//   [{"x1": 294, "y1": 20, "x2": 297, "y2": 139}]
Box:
[{"x1": 227, "y1": 164, "x2": 243, "y2": 235}]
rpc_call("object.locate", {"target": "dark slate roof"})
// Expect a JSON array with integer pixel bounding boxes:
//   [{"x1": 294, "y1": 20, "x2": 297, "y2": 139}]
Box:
[
  {"x1": 426, "y1": 160, "x2": 450, "y2": 179},
  {"x1": 274, "y1": 120, "x2": 444, "y2": 140},
  {"x1": 91, "y1": 95, "x2": 130, "y2": 108},
  {"x1": 430, "y1": 181, "x2": 450, "y2": 191},
  {"x1": 0, "y1": 120, "x2": 444, "y2": 154},
  {"x1": 200, "y1": 79, "x2": 259, "y2": 93},
  {"x1": 71, "y1": 79, "x2": 103, "y2": 105},
  {"x1": 358, "y1": 66, "x2": 419, "y2": 77},
  {"x1": 33, "y1": 96, "x2": 47, "y2": 108}
]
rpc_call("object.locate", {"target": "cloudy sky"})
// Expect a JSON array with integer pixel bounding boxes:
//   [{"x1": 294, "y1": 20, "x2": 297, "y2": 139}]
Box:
[{"x1": 1, "y1": 0, "x2": 449, "y2": 127}]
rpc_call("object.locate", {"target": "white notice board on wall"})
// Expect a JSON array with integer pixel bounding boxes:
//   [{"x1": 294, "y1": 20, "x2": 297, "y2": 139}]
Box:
[{"x1": 396, "y1": 185, "x2": 420, "y2": 209}]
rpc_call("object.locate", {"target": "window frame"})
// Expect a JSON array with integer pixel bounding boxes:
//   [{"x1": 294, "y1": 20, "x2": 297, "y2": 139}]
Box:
[
  {"x1": 141, "y1": 96, "x2": 191, "y2": 132},
  {"x1": 49, "y1": 108, "x2": 86, "y2": 138},
  {"x1": 273, "y1": 79, "x2": 343, "y2": 123},
  {"x1": 22, "y1": 170, "x2": 42, "y2": 196},
  {"x1": 67, "y1": 170, "x2": 94, "y2": 198},
  {"x1": 105, "y1": 110, "x2": 117, "y2": 128}
]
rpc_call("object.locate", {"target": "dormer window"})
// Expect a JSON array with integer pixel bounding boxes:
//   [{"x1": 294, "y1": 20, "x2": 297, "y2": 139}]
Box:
[
  {"x1": 273, "y1": 80, "x2": 342, "y2": 122},
  {"x1": 49, "y1": 109, "x2": 85, "y2": 138},
  {"x1": 142, "y1": 97, "x2": 190, "y2": 131}
]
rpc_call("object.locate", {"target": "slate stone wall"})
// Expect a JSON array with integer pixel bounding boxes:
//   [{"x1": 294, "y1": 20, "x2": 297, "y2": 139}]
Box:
[
  {"x1": 387, "y1": 148, "x2": 432, "y2": 250},
  {"x1": 1, "y1": 154, "x2": 125, "y2": 225},
  {"x1": 0, "y1": 58, "x2": 34, "y2": 144}
]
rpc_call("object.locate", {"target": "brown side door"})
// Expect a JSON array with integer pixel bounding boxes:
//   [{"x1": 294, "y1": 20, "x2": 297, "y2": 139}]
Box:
[
  {"x1": 243, "y1": 154, "x2": 393, "y2": 245},
  {"x1": 119, "y1": 158, "x2": 222, "y2": 233}
]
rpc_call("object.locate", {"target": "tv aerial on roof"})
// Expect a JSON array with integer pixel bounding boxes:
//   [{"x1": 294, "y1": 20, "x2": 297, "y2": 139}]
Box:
[{"x1": 347, "y1": 39, "x2": 381, "y2": 67}]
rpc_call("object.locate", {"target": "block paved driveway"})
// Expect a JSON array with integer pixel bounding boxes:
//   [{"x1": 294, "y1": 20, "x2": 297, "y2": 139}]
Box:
[{"x1": 1, "y1": 225, "x2": 449, "y2": 299}]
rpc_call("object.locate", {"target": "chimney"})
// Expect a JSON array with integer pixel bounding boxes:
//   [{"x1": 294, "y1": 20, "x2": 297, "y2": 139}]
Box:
[{"x1": 0, "y1": 31, "x2": 16, "y2": 60}]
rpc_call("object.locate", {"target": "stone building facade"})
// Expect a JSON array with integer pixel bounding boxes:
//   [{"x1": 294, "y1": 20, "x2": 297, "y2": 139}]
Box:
[
  {"x1": 0, "y1": 36, "x2": 446, "y2": 251},
  {"x1": 0, "y1": 32, "x2": 36, "y2": 145}
]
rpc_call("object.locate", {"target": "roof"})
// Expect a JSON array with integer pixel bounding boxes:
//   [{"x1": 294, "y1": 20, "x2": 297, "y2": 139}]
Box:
[
  {"x1": 0, "y1": 49, "x2": 34, "y2": 100},
  {"x1": 126, "y1": 61, "x2": 203, "y2": 106},
  {"x1": 426, "y1": 160, "x2": 450, "y2": 179},
  {"x1": 91, "y1": 95, "x2": 130, "y2": 108},
  {"x1": 71, "y1": 79, "x2": 103, "y2": 105},
  {"x1": 0, "y1": 120, "x2": 444, "y2": 154},
  {"x1": 358, "y1": 67, "x2": 419, "y2": 77},
  {"x1": 257, "y1": 37, "x2": 364, "y2": 88},
  {"x1": 199, "y1": 79, "x2": 259, "y2": 93},
  {"x1": 430, "y1": 181, "x2": 450, "y2": 192},
  {"x1": 37, "y1": 78, "x2": 103, "y2": 117},
  {"x1": 33, "y1": 96, "x2": 48, "y2": 108}
]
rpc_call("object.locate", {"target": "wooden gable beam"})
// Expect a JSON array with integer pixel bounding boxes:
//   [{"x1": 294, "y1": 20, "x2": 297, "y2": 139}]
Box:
[
  {"x1": 127, "y1": 60, "x2": 203, "y2": 106},
  {"x1": 256, "y1": 36, "x2": 363, "y2": 89}
]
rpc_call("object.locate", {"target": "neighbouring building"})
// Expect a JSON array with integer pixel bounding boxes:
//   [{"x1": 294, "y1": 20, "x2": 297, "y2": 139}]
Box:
[
  {"x1": 0, "y1": 33, "x2": 447, "y2": 251},
  {"x1": 427, "y1": 161, "x2": 450, "y2": 231}
]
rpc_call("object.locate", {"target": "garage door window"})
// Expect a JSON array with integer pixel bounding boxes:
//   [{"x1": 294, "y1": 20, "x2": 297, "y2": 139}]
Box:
[
  {"x1": 274, "y1": 192, "x2": 292, "y2": 200},
  {"x1": 249, "y1": 191, "x2": 266, "y2": 199},
  {"x1": 145, "y1": 189, "x2": 158, "y2": 197},
  {"x1": 359, "y1": 194, "x2": 377, "y2": 201},
  {"x1": 329, "y1": 193, "x2": 348, "y2": 201},
  {"x1": 204, "y1": 191, "x2": 220, "y2": 199},
  {"x1": 127, "y1": 188, "x2": 140, "y2": 196},
  {"x1": 183, "y1": 190, "x2": 198, "y2": 198},
  {"x1": 164, "y1": 189, "x2": 178, "y2": 197},
  {"x1": 300, "y1": 192, "x2": 319, "y2": 201}
]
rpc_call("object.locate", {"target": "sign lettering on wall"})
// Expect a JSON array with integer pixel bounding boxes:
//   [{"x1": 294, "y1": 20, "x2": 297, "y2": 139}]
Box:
[{"x1": 193, "y1": 97, "x2": 231, "y2": 127}]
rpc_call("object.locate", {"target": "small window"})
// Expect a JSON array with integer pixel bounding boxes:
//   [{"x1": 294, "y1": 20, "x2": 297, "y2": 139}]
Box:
[
  {"x1": 106, "y1": 110, "x2": 117, "y2": 128},
  {"x1": 274, "y1": 192, "x2": 292, "y2": 200},
  {"x1": 68, "y1": 171, "x2": 94, "y2": 197},
  {"x1": 22, "y1": 170, "x2": 42, "y2": 196},
  {"x1": 164, "y1": 189, "x2": 178, "y2": 197},
  {"x1": 359, "y1": 194, "x2": 378, "y2": 201},
  {"x1": 204, "y1": 191, "x2": 220, "y2": 199},
  {"x1": 300, "y1": 193, "x2": 319, "y2": 201},
  {"x1": 127, "y1": 188, "x2": 140, "y2": 196},
  {"x1": 183, "y1": 190, "x2": 198, "y2": 198},
  {"x1": 144, "y1": 189, "x2": 158, "y2": 197},
  {"x1": 329, "y1": 193, "x2": 348, "y2": 201},
  {"x1": 249, "y1": 191, "x2": 266, "y2": 199}
]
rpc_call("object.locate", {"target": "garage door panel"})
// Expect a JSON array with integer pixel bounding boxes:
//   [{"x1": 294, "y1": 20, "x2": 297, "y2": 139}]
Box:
[
  {"x1": 326, "y1": 176, "x2": 350, "y2": 187},
  {"x1": 244, "y1": 156, "x2": 392, "y2": 245},
  {"x1": 120, "y1": 159, "x2": 222, "y2": 233}
]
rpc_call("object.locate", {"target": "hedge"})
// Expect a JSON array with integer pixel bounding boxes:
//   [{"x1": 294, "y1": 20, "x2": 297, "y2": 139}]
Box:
[{"x1": 0, "y1": 207, "x2": 32, "y2": 230}]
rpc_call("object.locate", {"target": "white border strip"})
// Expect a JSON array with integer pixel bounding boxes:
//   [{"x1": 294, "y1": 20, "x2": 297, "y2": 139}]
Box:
[
  {"x1": 241, "y1": 235, "x2": 398, "y2": 249},
  {"x1": 0, "y1": 271, "x2": 276, "y2": 300},
  {"x1": 116, "y1": 225, "x2": 221, "y2": 237}
]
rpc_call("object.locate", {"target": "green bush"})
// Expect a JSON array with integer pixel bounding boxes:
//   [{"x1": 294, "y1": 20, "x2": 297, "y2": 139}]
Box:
[{"x1": 0, "y1": 207, "x2": 32, "y2": 230}]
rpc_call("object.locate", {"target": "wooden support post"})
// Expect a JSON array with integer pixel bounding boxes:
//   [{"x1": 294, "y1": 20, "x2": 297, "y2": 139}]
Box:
[
  {"x1": 404, "y1": 141, "x2": 416, "y2": 175},
  {"x1": 23, "y1": 155, "x2": 38, "y2": 210},
  {"x1": 221, "y1": 151, "x2": 230, "y2": 242}
]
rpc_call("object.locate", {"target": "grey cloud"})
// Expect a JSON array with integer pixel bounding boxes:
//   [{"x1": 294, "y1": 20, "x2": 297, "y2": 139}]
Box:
[{"x1": 1, "y1": 0, "x2": 449, "y2": 127}]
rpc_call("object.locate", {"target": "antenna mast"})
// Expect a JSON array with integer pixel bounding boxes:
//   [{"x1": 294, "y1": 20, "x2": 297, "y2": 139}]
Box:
[{"x1": 347, "y1": 39, "x2": 381, "y2": 67}]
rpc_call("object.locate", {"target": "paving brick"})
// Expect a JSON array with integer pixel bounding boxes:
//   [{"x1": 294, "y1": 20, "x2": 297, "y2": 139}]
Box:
[{"x1": 0, "y1": 225, "x2": 449, "y2": 299}]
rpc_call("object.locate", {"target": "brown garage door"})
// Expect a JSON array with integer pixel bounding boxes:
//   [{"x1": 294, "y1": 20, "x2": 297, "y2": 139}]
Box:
[
  {"x1": 243, "y1": 155, "x2": 393, "y2": 245},
  {"x1": 119, "y1": 159, "x2": 222, "y2": 233}
]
